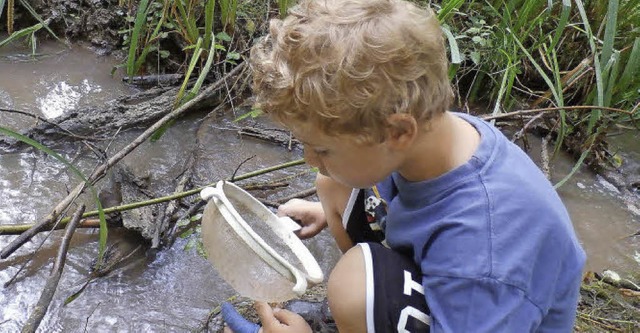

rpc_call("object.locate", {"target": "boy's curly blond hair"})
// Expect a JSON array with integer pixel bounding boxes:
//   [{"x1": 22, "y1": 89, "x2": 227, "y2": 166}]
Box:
[{"x1": 250, "y1": 0, "x2": 453, "y2": 143}]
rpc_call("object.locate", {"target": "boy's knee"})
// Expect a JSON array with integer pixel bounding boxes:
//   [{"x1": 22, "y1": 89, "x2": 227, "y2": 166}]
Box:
[{"x1": 327, "y1": 245, "x2": 367, "y2": 333}]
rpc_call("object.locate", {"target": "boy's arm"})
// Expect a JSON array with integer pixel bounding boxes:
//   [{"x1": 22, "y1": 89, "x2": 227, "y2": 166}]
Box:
[{"x1": 424, "y1": 276, "x2": 545, "y2": 332}]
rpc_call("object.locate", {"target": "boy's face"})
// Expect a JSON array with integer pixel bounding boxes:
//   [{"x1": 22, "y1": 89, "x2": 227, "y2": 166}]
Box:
[{"x1": 292, "y1": 125, "x2": 400, "y2": 189}]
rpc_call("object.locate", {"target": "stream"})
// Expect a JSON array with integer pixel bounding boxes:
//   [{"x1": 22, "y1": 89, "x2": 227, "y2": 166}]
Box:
[{"x1": 1, "y1": 42, "x2": 638, "y2": 332}]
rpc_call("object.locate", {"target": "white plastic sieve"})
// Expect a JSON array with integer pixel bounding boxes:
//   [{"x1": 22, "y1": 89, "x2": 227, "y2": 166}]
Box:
[{"x1": 200, "y1": 181, "x2": 324, "y2": 302}]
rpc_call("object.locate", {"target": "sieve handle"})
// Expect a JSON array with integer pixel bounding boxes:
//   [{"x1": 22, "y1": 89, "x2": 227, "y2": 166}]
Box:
[{"x1": 200, "y1": 186, "x2": 223, "y2": 201}]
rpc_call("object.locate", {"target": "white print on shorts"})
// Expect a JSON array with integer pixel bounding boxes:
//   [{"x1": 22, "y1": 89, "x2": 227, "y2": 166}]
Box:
[
  {"x1": 364, "y1": 195, "x2": 383, "y2": 231},
  {"x1": 398, "y1": 270, "x2": 430, "y2": 332}
]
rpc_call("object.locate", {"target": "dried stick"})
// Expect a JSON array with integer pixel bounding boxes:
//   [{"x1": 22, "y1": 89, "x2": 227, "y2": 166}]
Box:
[
  {"x1": 152, "y1": 155, "x2": 195, "y2": 248},
  {"x1": 1, "y1": 158, "x2": 306, "y2": 235},
  {"x1": 231, "y1": 155, "x2": 257, "y2": 181},
  {"x1": 540, "y1": 135, "x2": 551, "y2": 180},
  {"x1": 481, "y1": 105, "x2": 634, "y2": 122},
  {"x1": 1, "y1": 62, "x2": 246, "y2": 259},
  {"x1": 261, "y1": 187, "x2": 318, "y2": 208},
  {"x1": 276, "y1": 187, "x2": 317, "y2": 204},
  {"x1": 20, "y1": 204, "x2": 85, "y2": 333},
  {"x1": 166, "y1": 200, "x2": 208, "y2": 247},
  {"x1": 0, "y1": 220, "x2": 103, "y2": 236}
]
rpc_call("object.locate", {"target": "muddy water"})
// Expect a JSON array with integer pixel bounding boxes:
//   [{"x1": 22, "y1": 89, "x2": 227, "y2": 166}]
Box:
[{"x1": 0, "y1": 42, "x2": 639, "y2": 332}]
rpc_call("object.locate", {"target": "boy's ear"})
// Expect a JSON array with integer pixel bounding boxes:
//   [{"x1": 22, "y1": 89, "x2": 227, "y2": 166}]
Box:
[{"x1": 385, "y1": 113, "x2": 417, "y2": 149}]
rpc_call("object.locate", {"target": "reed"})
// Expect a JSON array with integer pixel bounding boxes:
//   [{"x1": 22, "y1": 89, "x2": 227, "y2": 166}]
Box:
[
  {"x1": 220, "y1": 0, "x2": 238, "y2": 31},
  {"x1": 126, "y1": 0, "x2": 151, "y2": 80},
  {"x1": 428, "y1": 0, "x2": 639, "y2": 186}
]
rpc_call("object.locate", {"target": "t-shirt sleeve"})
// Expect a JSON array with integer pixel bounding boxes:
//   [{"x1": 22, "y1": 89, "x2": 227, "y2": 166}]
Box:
[{"x1": 424, "y1": 275, "x2": 543, "y2": 332}]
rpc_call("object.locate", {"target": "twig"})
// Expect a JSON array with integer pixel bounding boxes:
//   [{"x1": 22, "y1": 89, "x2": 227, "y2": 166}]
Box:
[
  {"x1": 152, "y1": 155, "x2": 195, "y2": 248},
  {"x1": 166, "y1": 200, "x2": 207, "y2": 247},
  {"x1": 481, "y1": 105, "x2": 634, "y2": 121},
  {"x1": 276, "y1": 187, "x2": 317, "y2": 204},
  {"x1": 540, "y1": 135, "x2": 551, "y2": 180},
  {"x1": 1, "y1": 158, "x2": 306, "y2": 235},
  {"x1": 243, "y1": 182, "x2": 289, "y2": 191},
  {"x1": 577, "y1": 312, "x2": 625, "y2": 332},
  {"x1": 240, "y1": 169, "x2": 313, "y2": 189},
  {"x1": 261, "y1": 187, "x2": 318, "y2": 208},
  {"x1": 231, "y1": 155, "x2": 257, "y2": 181},
  {"x1": 0, "y1": 219, "x2": 104, "y2": 235},
  {"x1": 0, "y1": 62, "x2": 247, "y2": 259},
  {"x1": 21, "y1": 204, "x2": 85, "y2": 333},
  {"x1": 83, "y1": 303, "x2": 101, "y2": 333}
]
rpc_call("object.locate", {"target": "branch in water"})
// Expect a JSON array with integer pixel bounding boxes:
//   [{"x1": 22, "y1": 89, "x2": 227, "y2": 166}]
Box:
[{"x1": 20, "y1": 204, "x2": 85, "y2": 333}]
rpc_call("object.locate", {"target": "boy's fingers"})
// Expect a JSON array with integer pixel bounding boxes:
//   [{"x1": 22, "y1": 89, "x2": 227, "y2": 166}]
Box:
[
  {"x1": 276, "y1": 199, "x2": 300, "y2": 217},
  {"x1": 254, "y1": 301, "x2": 279, "y2": 328},
  {"x1": 272, "y1": 308, "x2": 307, "y2": 326},
  {"x1": 297, "y1": 224, "x2": 321, "y2": 239}
]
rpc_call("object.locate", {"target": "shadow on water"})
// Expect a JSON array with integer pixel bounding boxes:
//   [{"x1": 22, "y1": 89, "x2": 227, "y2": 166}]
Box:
[{"x1": 0, "y1": 42, "x2": 638, "y2": 331}]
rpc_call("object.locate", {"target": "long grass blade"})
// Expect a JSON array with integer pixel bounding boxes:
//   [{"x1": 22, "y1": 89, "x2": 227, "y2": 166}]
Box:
[
  {"x1": 220, "y1": 0, "x2": 238, "y2": 31},
  {"x1": 175, "y1": 37, "x2": 203, "y2": 107},
  {"x1": 600, "y1": 0, "x2": 619, "y2": 69},
  {"x1": 203, "y1": 0, "x2": 215, "y2": 50},
  {"x1": 515, "y1": 0, "x2": 545, "y2": 34},
  {"x1": 603, "y1": 50, "x2": 621, "y2": 107},
  {"x1": 491, "y1": 57, "x2": 516, "y2": 119},
  {"x1": 550, "y1": 46, "x2": 566, "y2": 154},
  {"x1": 554, "y1": 145, "x2": 591, "y2": 188},
  {"x1": 150, "y1": 37, "x2": 203, "y2": 142},
  {"x1": 437, "y1": 0, "x2": 464, "y2": 22},
  {"x1": 575, "y1": 0, "x2": 603, "y2": 135},
  {"x1": 0, "y1": 126, "x2": 109, "y2": 265},
  {"x1": 18, "y1": 0, "x2": 60, "y2": 42},
  {"x1": 186, "y1": 34, "x2": 217, "y2": 102},
  {"x1": 126, "y1": 0, "x2": 150, "y2": 80},
  {"x1": 617, "y1": 38, "x2": 640, "y2": 94},
  {"x1": 0, "y1": 21, "x2": 43, "y2": 48},
  {"x1": 279, "y1": 0, "x2": 292, "y2": 17},
  {"x1": 0, "y1": 0, "x2": 6, "y2": 22},
  {"x1": 441, "y1": 25, "x2": 462, "y2": 65},
  {"x1": 133, "y1": 7, "x2": 167, "y2": 73},
  {"x1": 175, "y1": 0, "x2": 198, "y2": 44},
  {"x1": 511, "y1": 30, "x2": 561, "y2": 103},
  {"x1": 549, "y1": 0, "x2": 571, "y2": 52}
]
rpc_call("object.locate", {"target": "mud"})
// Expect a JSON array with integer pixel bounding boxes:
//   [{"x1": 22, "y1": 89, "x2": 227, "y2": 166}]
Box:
[{"x1": 16, "y1": 0, "x2": 127, "y2": 55}]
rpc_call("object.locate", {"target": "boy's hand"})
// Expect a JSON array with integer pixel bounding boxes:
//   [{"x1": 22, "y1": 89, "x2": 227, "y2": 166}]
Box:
[
  {"x1": 277, "y1": 199, "x2": 327, "y2": 239},
  {"x1": 255, "y1": 301, "x2": 312, "y2": 333}
]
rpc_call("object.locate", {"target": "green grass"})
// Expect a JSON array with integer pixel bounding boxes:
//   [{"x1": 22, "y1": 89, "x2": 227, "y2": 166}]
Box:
[{"x1": 431, "y1": 0, "x2": 639, "y2": 186}]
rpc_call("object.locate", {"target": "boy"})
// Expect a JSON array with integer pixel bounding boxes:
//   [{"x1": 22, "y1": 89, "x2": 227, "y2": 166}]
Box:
[{"x1": 222, "y1": 0, "x2": 586, "y2": 331}]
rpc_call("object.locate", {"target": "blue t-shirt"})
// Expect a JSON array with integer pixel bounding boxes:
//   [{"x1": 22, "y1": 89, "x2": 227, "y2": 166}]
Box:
[{"x1": 377, "y1": 113, "x2": 586, "y2": 332}]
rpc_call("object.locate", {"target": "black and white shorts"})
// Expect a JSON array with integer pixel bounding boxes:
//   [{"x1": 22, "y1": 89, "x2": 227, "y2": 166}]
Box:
[{"x1": 343, "y1": 188, "x2": 431, "y2": 332}]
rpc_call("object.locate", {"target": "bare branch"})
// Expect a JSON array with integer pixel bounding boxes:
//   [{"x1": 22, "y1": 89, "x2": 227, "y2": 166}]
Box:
[{"x1": 21, "y1": 204, "x2": 85, "y2": 333}]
